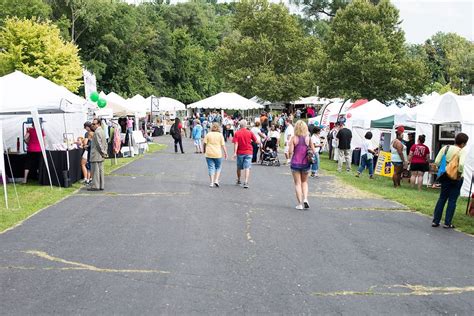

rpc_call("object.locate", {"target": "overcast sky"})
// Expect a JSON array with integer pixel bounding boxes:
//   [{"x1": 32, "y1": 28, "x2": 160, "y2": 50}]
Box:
[
  {"x1": 128, "y1": 0, "x2": 473, "y2": 44},
  {"x1": 392, "y1": 0, "x2": 473, "y2": 43}
]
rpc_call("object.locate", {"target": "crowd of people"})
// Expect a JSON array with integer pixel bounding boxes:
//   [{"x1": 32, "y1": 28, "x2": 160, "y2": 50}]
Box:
[{"x1": 170, "y1": 109, "x2": 470, "y2": 227}]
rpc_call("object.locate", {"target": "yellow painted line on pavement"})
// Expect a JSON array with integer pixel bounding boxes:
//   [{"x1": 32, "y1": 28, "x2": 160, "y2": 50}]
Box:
[
  {"x1": 324, "y1": 207, "x2": 412, "y2": 213},
  {"x1": 245, "y1": 208, "x2": 264, "y2": 244},
  {"x1": 76, "y1": 192, "x2": 190, "y2": 197},
  {"x1": 312, "y1": 284, "x2": 474, "y2": 297},
  {"x1": 18, "y1": 250, "x2": 170, "y2": 274}
]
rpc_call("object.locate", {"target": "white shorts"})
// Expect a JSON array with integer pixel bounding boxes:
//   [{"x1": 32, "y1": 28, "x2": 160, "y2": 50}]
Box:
[
  {"x1": 284, "y1": 145, "x2": 289, "y2": 154},
  {"x1": 194, "y1": 139, "x2": 202, "y2": 146}
]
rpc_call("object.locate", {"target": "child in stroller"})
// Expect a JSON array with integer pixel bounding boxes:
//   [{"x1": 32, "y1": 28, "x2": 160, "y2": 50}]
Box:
[{"x1": 260, "y1": 136, "x2": 280, "y2": 166}]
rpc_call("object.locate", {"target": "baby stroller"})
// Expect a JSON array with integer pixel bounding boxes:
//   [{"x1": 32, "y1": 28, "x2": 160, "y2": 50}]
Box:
[{"x1": 260, "y1": 137, "x2": 280, "y2": 166}]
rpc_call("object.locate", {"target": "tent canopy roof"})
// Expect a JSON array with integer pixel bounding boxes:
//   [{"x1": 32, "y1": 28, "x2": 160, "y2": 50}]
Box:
[
  {"x1": 370, "y1": 115, "x2": 416, "y2": 130},
  {"x1": 0, "y1": 71, "x2": 86, "y2": 114},
  {"x1": 187, "y1": 92, "x2": 263, "y2": 110}
]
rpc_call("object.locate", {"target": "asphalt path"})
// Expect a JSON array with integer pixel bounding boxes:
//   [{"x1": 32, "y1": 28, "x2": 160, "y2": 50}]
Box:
[{"x1": 1, "y1": 136, "x2": 473, "y2": 315}]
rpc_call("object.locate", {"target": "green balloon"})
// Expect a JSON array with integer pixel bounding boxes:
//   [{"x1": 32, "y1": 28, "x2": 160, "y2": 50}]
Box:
[
  {"x1": 90, "y1": 91, "x2": 99, "y2": 102},
  {"x1": 97, "y1": 98, "x2": 107, "y2": 108}
]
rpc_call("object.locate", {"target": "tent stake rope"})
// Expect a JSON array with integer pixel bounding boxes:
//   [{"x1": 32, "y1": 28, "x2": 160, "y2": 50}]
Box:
[{"x1": 3, "y1": 142, "x2": 21, "y2": 209}]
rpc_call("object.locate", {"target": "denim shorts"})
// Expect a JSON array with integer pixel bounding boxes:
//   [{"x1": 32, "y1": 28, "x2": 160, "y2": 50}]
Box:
[
  {"x1": 237, "y1": 154, "x2": 252, "y2": 170},
  {"x1": 206, "y1": 157, "x2": 222, "y2": 175},
  {"x1": 194, "y1": 139, "x2": 202, "y2": 146},
  {"x1": 291, "y1": 166, "x2": 310, "y2": 173}
]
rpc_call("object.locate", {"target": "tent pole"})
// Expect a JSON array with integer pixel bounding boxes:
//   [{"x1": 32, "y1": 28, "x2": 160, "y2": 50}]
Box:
[
  {"x1": 467, "y1": 174, "x2": 474, "y2": 215},
  {"x1": 4, "y1": 150, "x2": 21, "y2": 209},
  {"x1": 0, "y1": 127, "x2": 8, "y2": 209},
  {"x1": 31, "y1": 110, "x2": 53, "y2": 189}
]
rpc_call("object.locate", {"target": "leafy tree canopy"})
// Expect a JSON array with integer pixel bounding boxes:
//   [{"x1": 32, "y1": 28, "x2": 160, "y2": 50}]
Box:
[
  {"x1": 321, "y1": 0, "x2": 428, "y2": 102},
  {"x1": 0, "y1": 0, "x2": 51, "y2": 22},
  {"x1": 215, "y1": 0, "x2": 324, "y2": 102},
  {"x1": 0, "y1": 17, "x2": 82, "y2": 91}
]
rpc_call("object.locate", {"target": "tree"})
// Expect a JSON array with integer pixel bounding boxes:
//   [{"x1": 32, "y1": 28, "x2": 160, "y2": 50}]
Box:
[
  {"x1": 47, "y1": 0, "x2": 115, "y2": 43},
  {"x1": 290, "y1": 0, "x2": 379, "y2": 19},
  {"x1": 321, "y1": 0, "x2": 428, "y2": 102},
  {"x1": 0, "y1": 17, "x2": 82, "y2": 91},
  {"x1": 215, "y1": 0, "x2": 323, "y2": 102},
  {"x1": 423, "y1": 32, "x2": 473, "y2": 94},
  {"x1": 0, "y1": 0, "x2": 51, "y2": 22}
]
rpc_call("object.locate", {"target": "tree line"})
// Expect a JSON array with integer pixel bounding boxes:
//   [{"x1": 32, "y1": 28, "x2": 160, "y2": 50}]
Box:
[{"x1": 0, "y1": 0, "x2": 472, "y2": 104}]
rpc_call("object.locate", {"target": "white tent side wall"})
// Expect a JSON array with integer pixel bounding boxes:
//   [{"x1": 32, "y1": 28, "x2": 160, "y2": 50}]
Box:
[
  {"x1": 0, "y1": 121, "x2": 8, "y2": 208},
  {"x1": 461, "y1": 123, "x2": 474, "y2": 197}
]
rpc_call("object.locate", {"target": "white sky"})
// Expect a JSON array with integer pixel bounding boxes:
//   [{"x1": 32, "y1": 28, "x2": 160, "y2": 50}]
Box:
[
  {"x1": 127, "y1": 0, "x2": 474, "y2": 44},
  {"x1": 392, "y1": 0, "x2": 473, "y2": 43}
]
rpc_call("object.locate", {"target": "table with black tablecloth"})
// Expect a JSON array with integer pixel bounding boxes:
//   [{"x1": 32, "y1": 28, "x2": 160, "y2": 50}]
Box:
[
  {"x1": 38, "y1": 149, "x2": 83, "y2": 187},
  {"x1": 3, "y1": 153, "x2": 27, "y2": 178}
]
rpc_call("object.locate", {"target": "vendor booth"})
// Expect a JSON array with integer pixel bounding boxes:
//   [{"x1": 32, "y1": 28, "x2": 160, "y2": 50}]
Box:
[
  {"x1": 145, "y1": 96, "x2": 186, "y2": 135},
  {"x1": 367, "y1": 92, "x2": 473, "y2": 196},
  {"x1": 187, "y1": 92, "x2": 264, "y2": 123},
  {"x1": 1, "y1": 71, "x2": 89, "y2": 206}
]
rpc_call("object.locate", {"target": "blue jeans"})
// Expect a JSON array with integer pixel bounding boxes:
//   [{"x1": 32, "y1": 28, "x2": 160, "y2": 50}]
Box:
[
  {"x1": 357, "y1": 154, "x2": 374, "y2": 176},
  {"x1": 237, "y1": 154, "x2": 252, "y2": 170},
  {"x1": 433, "y1": 177, "x2": 463, "y2": 225},
  {"x1": 311, "y1": 153, "x2": 319, "y2": 173},
  {"x1": 206, "y1": 157, "x2": 223, "y2": 176}
]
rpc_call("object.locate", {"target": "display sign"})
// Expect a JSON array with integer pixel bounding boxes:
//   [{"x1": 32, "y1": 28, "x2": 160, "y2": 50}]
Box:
[
  {"x1": 83, "y1": 68, "x2": 97, "y2": 100},
  {"x1": 374, "y1": 151, "x2": 394, "y2": 177}
]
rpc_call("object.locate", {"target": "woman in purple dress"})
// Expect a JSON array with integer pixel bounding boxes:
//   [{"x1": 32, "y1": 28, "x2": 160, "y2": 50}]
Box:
[{"x1": 289, "y1": 120, "x2": 316, "y2": 210}]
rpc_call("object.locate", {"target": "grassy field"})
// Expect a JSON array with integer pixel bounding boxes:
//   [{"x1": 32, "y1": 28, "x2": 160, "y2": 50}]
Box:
[
  {"x1": 0, "y1": 142, "x2": 166, "y2": 233},
  {"x1": 319, "y1": 155, "x2": 474, "y2": 235}
]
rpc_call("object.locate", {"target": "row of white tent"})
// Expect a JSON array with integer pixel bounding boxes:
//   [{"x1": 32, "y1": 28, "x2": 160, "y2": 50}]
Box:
[
  {"x1": 98, "y1": 91, "x2": 266, "y2": 118},
  {"x1": 97, "y1": 93, "x2": 187, "y2": 118},
  {"x1": 310, "y1": 92, "x2": 473, "y2": 197}
]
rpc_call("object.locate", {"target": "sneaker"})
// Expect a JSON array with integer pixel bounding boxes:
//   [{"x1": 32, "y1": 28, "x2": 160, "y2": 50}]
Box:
[
  {"x1": 355, "y1": 173, "x2": 360, "y2": 178},
  {"x1": 243, "y1": 183, "x2": 249, "y2": 189},
  {"x1": 346, "y1": 168, "x2": 351, "y2": 172},
  {"x1": 236, "y1": 180, "x2": 241, "y2": 186},
  {"x1": 295, "y1": 204, "x2": 304, "y2": 210},
  {"x1": 303, "y1": 200, "x2": 310, "y2": 209},
  {"x1": 209, "y1": 183, "x2": 214, "y2": 188},
  {"x1": 214, "y1": 182, "x2": 220, "y2": 188},
  {"x1": 369, "y1": 175, "x2": 374, "y2": 179},
  {"x1": 310, "y1": 172, "x2": 316, "y2": 178}
]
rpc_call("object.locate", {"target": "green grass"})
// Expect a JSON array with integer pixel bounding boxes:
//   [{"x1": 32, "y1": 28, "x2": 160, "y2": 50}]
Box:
[
  {"x1": 319, "y1": 155, "x2": 474, "y2": 235},
  {"x1": 0, "y1": 142, "x2": 166, "y2": 233},
  {"x1": 0, "y1": 182, "x2": 80, "y2": 232}
]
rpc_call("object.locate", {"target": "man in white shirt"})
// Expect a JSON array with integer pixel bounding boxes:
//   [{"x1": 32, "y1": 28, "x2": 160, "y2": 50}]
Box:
[{"x1": 284, "y1": 119, "x2": 294, "y2": 164}]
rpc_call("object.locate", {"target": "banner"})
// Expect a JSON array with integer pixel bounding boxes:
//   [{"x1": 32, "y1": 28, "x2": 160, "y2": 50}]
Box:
[
  {"x1": 374, "y1": 151, "x2": 394, "y2": 177},
  {"x1": 83, "y1": 68, "x2": 97, "y2": 100}
]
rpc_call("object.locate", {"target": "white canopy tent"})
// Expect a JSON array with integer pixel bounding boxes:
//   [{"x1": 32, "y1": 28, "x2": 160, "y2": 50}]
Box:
[
  {"x1": 126, "y1": 94, "x2": 147, "y2": 118},
  {"x1": 100, "y1": 92, "x2": 135, "y2": 117},
  {"x1": 344, "y1": 99, "x2": 394, "y2": 150},
  {"x1": 151, "y1": 97, "x2": 186, "y2": 112},
  {"x1": 187, "y1": 92, "x2": 264, "y2": 110},
  {"x1": 292, "y1": 96, "x2": 324, "y2": 106},
  {"x1": 1, "y1": 71, "x2": 88, "y2": 207},
  {"x1": 414, "y1": 92, "x2": 474, "y2": 197}
]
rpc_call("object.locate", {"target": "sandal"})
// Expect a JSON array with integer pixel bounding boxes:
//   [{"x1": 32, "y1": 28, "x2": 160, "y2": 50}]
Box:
[
  {"x1": 443, "y1": 224, "x2": 455, "y2": 229},
  {"x1": 431, "y1": 223, "x2": 440, "y2": 227}
]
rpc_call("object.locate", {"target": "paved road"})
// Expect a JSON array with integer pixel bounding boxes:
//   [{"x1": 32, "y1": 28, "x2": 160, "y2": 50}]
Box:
[{"x1": 1, "y1": 136, "x2": 473, "y2": 315}]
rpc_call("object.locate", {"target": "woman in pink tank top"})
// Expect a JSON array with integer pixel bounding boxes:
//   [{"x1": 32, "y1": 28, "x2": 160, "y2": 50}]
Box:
[
  {"x1": 289, "y1": 120, "x2": 315, "y2": 210},
  {"x1": 23, "y1": 123, "x2": 45, "y2": 184}
]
